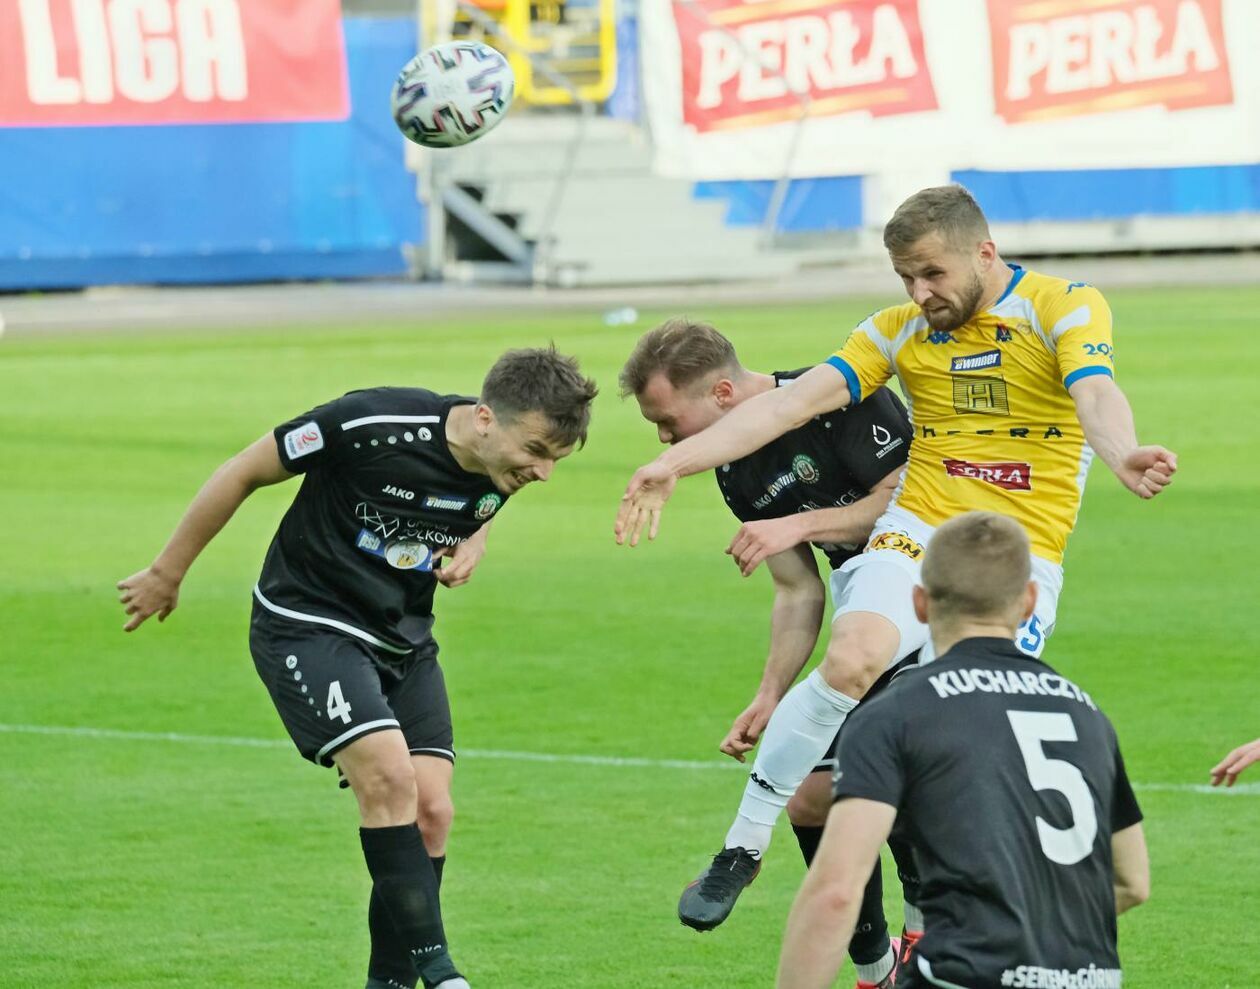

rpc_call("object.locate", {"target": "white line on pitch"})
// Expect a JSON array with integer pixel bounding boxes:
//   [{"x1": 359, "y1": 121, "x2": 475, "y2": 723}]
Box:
[{"x1": 0, "y1": 722, "x2": 1255, "y2": 796}]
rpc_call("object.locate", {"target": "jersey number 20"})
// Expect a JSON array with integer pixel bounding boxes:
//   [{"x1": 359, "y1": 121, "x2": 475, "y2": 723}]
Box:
[{"x1": 1006, "y1": 711, "x2": 1098, "y2": 866}]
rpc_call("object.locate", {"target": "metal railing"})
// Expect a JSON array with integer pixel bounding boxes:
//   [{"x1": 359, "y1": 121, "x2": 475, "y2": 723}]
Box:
[{"x1": 416, "y1": 0, "x2": 601, "y2": 283}]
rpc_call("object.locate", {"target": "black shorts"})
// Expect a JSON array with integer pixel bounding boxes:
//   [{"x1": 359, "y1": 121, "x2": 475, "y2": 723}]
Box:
[
  {"x1": 811, "y1": 651, "x2": 921, "y2": 775},
  {"x1": 249, "y1": 601, "x2": 454, "y2": 768}
]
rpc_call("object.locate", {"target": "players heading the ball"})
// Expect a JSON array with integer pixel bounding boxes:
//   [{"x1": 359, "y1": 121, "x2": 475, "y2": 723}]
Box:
[
  {"x1": 118, "y1": 348, "x2": 597, "y2": 989},
  {"x1": 614, "y1": 184, "x2": 1176, "y2": 919},
  {"x1": 777, "y1": 511, "x2": 1150, "y2": 989},
  {"x1": 621, "y1": 319, "x2": 917, "y2": 986}
]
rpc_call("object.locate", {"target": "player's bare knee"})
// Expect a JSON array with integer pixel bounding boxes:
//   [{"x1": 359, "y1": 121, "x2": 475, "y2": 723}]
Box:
[
  {"x1": 353, "y1": 760, "x2": 419, "y2": 824},
  {"x1": 416, "y1": 792, "x2": 454, "y2": 842},
  {"x1": 821, "y1": 644, "x2": 886, "y2": 698},
  {"x1": 787, "y1": 783, "x2": 830, "y2": 828}
]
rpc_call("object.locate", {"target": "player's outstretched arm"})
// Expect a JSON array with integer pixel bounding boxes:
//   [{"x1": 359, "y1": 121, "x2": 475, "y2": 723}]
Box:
[
  {"x1": 721, "y1": 546, "x2": 825, "y2": 762},
  {"x1": 1069, "y1": 375, "x2": 1177, "y2": 499},
  {"x1": 1111, "y1": 823, "x2": 1150, "y2": 914},
  {"x1": 1210, "y1": 737, "x2": 1260, "y2": 787},
  {"x1": 727, "y1": 466, "x2": 901, "y2": 577},
  {"x1": 615, "y1": 364, "x2": 851, "y2": 546},
  {"x1": 776, "y1": 798, "x2": 896, "y2": 989},
  {"x1": 117, "y1": 434, "x2": 295, "y2": 632}
]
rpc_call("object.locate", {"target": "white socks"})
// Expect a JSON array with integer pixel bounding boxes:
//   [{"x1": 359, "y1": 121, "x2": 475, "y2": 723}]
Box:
[
  {"x1": 854, "y1": 945, "x2": 895, "y2": 985},
  {"x1": 723, "y1": 669, "x2": 860, "y2": 855}
]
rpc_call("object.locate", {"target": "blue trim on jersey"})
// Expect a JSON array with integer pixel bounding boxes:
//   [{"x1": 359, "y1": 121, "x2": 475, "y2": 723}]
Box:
[
  {"x1": 1063, "y1": 365, "x2": 1114, "y2": 390},
  {"x1": 993, "y1": 263, "x2": 1025, "y2": 307},
  {"x1": 826, "y1": 355, "x2": 862, "y2": 404}
]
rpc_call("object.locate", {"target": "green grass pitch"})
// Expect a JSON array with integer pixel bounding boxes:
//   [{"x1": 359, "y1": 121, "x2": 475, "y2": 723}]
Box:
[{"x1": 1, "y1": 285, "x2": 1257, "y2": 987}]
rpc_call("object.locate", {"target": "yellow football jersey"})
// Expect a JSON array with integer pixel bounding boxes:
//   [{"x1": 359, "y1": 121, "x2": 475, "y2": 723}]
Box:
[{"x1": 827, "y1": 265, "x2": 1116, "y2": 563}]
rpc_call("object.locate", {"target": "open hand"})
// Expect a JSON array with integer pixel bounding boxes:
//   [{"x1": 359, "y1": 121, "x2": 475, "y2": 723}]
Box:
[
  {"x1": 1210, "y1": 738, "x2": 1260, "y2": 787},
  {"x1": 117, "y1": 565, "x2": 181, "y2": 632},
  {"x1": 614, "y1": 461, "x2": 678, "y2": 547}
]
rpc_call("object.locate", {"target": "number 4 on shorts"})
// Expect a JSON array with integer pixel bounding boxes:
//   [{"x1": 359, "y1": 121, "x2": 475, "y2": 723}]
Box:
[{"x1": 327, "y1": 680, "x2": 353, "y2": 724}]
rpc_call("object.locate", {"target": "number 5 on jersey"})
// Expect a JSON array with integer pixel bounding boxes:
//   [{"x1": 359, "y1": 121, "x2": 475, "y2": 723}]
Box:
[
  {"x1": 327, "y1": 680, "x2": 353, "y2": 724},
  {"x1": 1006, "y1": 710, "x2": 1099, "y2": 866}
]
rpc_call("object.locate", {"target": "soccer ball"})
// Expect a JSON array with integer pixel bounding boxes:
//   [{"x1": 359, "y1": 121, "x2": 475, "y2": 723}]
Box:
[{"x1": 391, "y1": 41, "x2": 515, "y2": 149}]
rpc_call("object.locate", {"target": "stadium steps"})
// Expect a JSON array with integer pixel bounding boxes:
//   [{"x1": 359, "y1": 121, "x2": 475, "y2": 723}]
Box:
[{"x1": 416, "y1": 116, "x2": 800, "y2": 287}]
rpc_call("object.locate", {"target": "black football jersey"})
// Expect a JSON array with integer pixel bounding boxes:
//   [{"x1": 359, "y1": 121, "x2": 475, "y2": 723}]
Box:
[
  {"x1": 255, "y1": 388, "x2": 509, "y2": 656},
  {"x1": 834, "y1": 638, "x2": 1143, "y2": 989},
  {"x1": 715, "y1": 373, "x2": 911, "y2": 568}
]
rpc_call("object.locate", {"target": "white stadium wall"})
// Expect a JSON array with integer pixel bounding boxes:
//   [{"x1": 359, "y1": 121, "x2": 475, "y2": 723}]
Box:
[{"x1": 643, "y1": 0, "x2": 1260, "y2": 252}]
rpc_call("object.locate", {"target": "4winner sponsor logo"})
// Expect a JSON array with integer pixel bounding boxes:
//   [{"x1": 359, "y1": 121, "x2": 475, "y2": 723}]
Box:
[
  {"x1": 951, "y1": 349, "x2": 1002, "y2": 372},
  {"x1": 943, "y1": 459, "x2": 1032, "y2": 491},
  {"x1": 423, "y1": 494, "x2": 468, "y2": 511}
]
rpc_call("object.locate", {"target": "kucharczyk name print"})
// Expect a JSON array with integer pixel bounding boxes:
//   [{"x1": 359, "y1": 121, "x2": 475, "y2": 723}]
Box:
[{"x1": 927, "y1": 665, "x2": 1096, "y2": 707}]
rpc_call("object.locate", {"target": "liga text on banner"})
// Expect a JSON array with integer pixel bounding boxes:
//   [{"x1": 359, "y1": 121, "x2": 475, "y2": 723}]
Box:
[{"x1": 0, "y1": 0, "x2": 349, "y2": 127}]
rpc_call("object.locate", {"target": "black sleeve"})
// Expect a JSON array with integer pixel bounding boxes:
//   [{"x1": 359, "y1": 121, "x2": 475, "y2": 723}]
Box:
[
  {"x1": 1111, "y1": 743, "x2": 1143, "y2": 832},
  {"x1": 832, "y1": 692, "x2": 906, "y2": 809},
  {"x1": 272, "y1": 392, "x2": 363, "y2": 474},
  {"x1": 829, "y1": 388, "x2": 912, "y2": 491}
]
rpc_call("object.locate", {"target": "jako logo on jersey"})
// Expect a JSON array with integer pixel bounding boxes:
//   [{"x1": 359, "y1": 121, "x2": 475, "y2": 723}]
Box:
[
  {"x1": 951, "y1": 350, "x2": 1002, "y2": 372},
  {"x1": 424, "y1": 494, "x2": 469, "y2": 511},
  {"x1": 943, "y1": 459, "x2": 1033, "y2": 491},
  {"x1": 792, "y1": 454, "x2": 821, "y2": 484},
  {"x1": 382, "y1": 485, "x2": 415, "y2": 501},
  {"x1": 869, "y1": 531, "x2": 925, "y2": 560},
  {"x1": 926, "y1": 330, "x2": 956, "y2": 344},
  {"x1": 283, "y1": 422, "x2": 324, "y2": 460}
]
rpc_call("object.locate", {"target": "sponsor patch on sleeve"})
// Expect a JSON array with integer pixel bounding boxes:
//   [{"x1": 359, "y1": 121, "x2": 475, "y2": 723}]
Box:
[{"x1": 284, "y1": 422, "x2": 325, "y2": 460}]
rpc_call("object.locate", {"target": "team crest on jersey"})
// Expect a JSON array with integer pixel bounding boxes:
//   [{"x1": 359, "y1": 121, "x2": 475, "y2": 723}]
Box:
[
  {"x1": 995, "y1": 325, "x2": 1013, "y2": 343},
  {"x1": 284, "y1": 422, "x2": 324, "y2": 460},
  {"x1": 868, "y1": 531, "x2": 925, "y2": 560},
  {"x1": 792, "y1": 454, "x2": 821, "y2": 484},
  {"x1": 474, "y1": 492, "x2": 502, "y2": 520}
]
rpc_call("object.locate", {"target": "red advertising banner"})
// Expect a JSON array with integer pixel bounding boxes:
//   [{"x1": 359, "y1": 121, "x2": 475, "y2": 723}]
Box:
[
  {"x1": 988, "y1": 0, "x2": 1233, "y2": 124},
  {"x1": 673, "y1": 0, "x2": 937, "y2": 133},
  {"x1": 0, "y1": 0, "x2": 349, "y2": 127}
]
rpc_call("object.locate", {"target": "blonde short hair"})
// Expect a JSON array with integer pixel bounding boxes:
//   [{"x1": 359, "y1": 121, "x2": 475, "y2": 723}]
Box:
[{"x1": 921, "y1": 512, "x2": 1030, "y2": 623}]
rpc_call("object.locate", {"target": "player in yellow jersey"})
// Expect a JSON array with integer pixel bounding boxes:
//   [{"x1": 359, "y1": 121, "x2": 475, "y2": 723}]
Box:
[{"x1": 616, "y1": 186, "x2": 1176, "y2": 950}]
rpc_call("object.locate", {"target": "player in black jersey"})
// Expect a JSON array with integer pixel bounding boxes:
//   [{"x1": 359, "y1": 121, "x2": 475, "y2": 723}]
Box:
[
  {"x1": 621, "y1": 319, "x2": 917, "y2": 987},
  {"x1": 777, "y1": 512, "x2": 1150, "y2": 989},
  {"x1": 117, "y1": 348, "x2": 598, "y2": 989}
]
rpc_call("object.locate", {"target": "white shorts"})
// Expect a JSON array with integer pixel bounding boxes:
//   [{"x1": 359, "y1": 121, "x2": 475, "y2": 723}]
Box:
[{"x1": 827, "y1": 504, "x2": 1063, "y2": 663}]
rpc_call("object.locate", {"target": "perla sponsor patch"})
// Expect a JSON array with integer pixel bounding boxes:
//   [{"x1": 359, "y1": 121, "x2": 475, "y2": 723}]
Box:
[
  {"x1": 951, "y1": 350, "x2": 1002, "y2": 372},
  {"x1": 284, "y1": 422, "x2": 324, "y2": 460},
  {"x1": 943, "y1": 459, "x2": 1032, "y2": 491}
]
